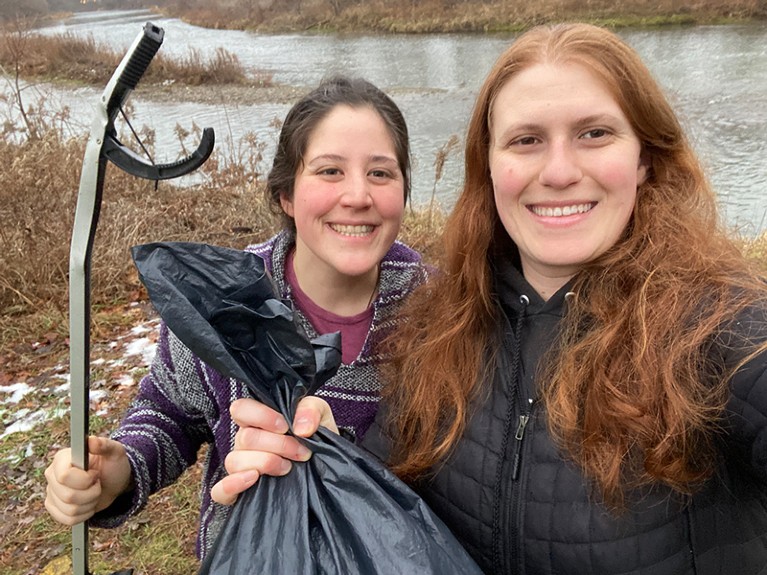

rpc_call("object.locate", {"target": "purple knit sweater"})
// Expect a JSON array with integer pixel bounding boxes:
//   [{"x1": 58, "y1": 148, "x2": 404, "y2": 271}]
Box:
[{"x1": 91, "y1": 230, "x2": 428, "y2": 559}]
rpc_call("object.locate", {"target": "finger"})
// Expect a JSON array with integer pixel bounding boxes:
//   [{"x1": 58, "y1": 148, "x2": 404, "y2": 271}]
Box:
[
  {"x1": 210, "y1": 470, "x2": 260, "y2": 506},
  {"x1": 44, "y1": 496, "x2": 94, "y2": 526},
  {"x1": 234, "y1": 427, "x2": 311, "y2": 461},
  {"x1": 47, "y1": 452, "x2": 98, "y2": 492},
  {"x1": 87, "y1": 435, "x2": 123, "y2": 458},
  {"x1": 45, "y1": 466, "x2": 101, "y2": 507},
  {"x1": 44, "y1": 482, "x2": 99, "y2": 525},
  {"x1": 230, "y1": 398, "x2": 289, "y2": 433},
  {"x1": 224, "y1": 449, "x2": 294, "y2": 477},
  {"x1": 293, "y1": 397, "x2": 338, "y2": 436}
]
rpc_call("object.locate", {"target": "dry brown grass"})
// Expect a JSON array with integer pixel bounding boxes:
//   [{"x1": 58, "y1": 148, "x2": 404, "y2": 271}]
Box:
[
  {"x1": 741, "y1": 232, "x2": 767, "y2": 275},
  {"x1": 0, "y1": 121, "x2": 278, "y2": 351},
  {"x1": 170, "y1": 0, "x2": 766, "y2": 33},
  {"x1": 0, "y1": 27, "x2": 268, "y2": 88}
]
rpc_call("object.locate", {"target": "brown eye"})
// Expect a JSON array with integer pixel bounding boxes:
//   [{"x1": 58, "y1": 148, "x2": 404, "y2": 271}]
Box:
[
  {"x1": 512, "y1": 135, "x2": 538, "y2": 147},
  {"x1": 581, "y1": 128, "x2": 609, "y2": 139}
]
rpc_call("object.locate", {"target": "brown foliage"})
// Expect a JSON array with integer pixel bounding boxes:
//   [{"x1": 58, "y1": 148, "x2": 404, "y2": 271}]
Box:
[
  {"x1": 0, "y1": 126, "x2": 278, "y2": 346},
  {"x1": 168, "y1": 0, "x2": 767, "y2": 33},
  {"x1": 0, "y1": 28, "x2": 264, "y2": 87}
]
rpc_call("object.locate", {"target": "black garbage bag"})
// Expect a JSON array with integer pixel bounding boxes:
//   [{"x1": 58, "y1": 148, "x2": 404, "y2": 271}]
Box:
[{"x1": 131, "y1": 242, "x2": 484, "y2": 575}]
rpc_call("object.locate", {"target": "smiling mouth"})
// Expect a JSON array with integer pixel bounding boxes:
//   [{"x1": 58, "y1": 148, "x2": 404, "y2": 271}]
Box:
[
  {"x1": 529, "y1": 203, "x2": 595, "y2": 217},
  {"x1": 329, "y1": 223, "x2": 375, "y2": 236}
]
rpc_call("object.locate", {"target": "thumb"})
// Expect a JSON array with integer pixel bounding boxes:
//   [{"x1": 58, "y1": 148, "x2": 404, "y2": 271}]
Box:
[
  {"x1": 87, "y1": 436, "x2": 124, "y2": 458},
  {"x1": 293, "y1": 397, "x2": 338, "y2": 437}
]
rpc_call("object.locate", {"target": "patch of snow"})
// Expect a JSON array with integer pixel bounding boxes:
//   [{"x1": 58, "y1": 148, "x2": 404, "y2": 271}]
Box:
[
  {"x1": 4, "y1": 320, "x2": 158, "y2": 439},
  {"x1": 53, "y1": 382, "x2": 70, "y2": 394},
  {"x1": 124, "y1": 337, "x2": 157, "y2": 366},
  {"x1": 130, "y1": 323, "x2": 152, "y2": 336},
  {"x1": 0, "y1": 382, "x2": 34, "y2": 404},
  {"x1": 2, "y1": 408, "x2": 49, "y2": 438},
  {"x1": 4, "y1": 441, "x2": 35, "y2": 464},
  {"x1": 116, "y1": 373, "x2": 136, "y2": 387}
]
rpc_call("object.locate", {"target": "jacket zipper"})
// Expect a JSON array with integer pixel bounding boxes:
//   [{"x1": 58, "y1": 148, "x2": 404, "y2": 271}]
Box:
[
  {"x1": 507, "y1": 398, "x2": 535, "y2": 574},
  {"x1": 511, "y1": 400, "x2": 532, "y2": 481}
]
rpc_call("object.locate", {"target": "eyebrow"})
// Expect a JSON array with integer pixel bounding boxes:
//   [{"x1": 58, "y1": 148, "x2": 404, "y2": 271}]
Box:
[
  {"x1": 306, "y1": 154, "x2": 399, "y2": 166},
  {"x1": 571, "y1": 113, "x2": 624, "y2": 129}
]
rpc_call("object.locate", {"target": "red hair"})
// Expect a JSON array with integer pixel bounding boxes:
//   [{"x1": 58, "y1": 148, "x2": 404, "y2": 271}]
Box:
[{"x1": 384, "y1": 23, "x2": 767, "y2": 507}]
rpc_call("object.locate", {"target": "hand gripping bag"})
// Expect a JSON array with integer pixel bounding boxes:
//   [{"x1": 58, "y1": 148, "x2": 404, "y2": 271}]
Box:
[{"x1": 131, "y1": 242, "x2": 484, "y2": 575}]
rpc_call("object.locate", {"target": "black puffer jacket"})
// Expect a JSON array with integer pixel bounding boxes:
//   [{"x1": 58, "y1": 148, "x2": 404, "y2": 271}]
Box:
[{"x1": 365, "y1": 258, "x2": 767, "y2": 575}]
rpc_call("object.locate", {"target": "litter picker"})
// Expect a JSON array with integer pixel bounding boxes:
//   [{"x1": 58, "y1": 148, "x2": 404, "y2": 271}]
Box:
[{"x1": 68, "y1": 21, "x2": 214, "y2": 575}]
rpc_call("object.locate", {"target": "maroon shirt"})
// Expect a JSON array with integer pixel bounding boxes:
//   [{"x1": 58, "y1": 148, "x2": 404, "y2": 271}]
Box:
[{"x1": 285, "y1": 250, "x2": 374, "y2": 365}]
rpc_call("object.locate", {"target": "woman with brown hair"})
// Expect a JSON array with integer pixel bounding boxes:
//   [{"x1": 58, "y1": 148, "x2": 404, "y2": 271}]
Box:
[
  {"x1": 44, "y1": 76, "x2": 429, "y2": 561},
  {"x1": 215, "y1": 24, "x2": 767, "y2": 574}
]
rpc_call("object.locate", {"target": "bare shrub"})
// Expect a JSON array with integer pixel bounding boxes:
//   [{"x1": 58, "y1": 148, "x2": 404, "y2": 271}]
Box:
[{"x1": 149, "y1": 47, "x2": 250, "y2": 86}]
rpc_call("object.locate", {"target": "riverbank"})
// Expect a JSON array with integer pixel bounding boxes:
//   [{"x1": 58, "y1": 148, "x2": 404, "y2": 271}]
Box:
[
  {"x1": 157, "y1": 0, "x2": 766, "y2": 34},
  {"x1": 138, "y1": 81, "x2": 312, "y2": 105}
]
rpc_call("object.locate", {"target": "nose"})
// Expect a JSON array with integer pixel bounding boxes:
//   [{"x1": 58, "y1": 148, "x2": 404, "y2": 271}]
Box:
[
  {"x1": 538, "y1": 141, "x2": 582, "y2": 189},
  {"x1": 339, "y1": 171, "x2": 374, "y2": 208}
]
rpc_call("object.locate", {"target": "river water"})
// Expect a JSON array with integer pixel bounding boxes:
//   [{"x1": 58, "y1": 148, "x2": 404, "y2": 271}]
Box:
[{"x1": 35, "y1": 10, "x2": 766, "y2": 234}]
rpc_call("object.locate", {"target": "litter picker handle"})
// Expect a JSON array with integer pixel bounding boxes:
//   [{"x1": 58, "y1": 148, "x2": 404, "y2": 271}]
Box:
[{"x1": 105, "y1": 22, "x2": 164, "y2": 120}]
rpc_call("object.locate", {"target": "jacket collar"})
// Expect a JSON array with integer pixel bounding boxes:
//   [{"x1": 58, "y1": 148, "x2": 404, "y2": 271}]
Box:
[{"x1": 492, "y1": 247, "x2": 576, "y2": 317}]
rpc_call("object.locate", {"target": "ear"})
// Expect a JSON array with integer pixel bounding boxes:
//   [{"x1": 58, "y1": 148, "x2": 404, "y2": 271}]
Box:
[
  {"x1": 637, "y1": 152, "x2": 650, "y2": 186},
  {"x1": 280, "y1": 193, "x2": 294, "y2": 217}
]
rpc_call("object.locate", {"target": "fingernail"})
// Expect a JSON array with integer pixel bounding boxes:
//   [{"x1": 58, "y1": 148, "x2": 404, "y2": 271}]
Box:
[
  {"x1": 295, "y1": 444, "x2": 312, "y2": 461},
  {"x1": 241, "y1": 470, "x2": 258, "y2": 487},
  {"x1": 275, "y1": 416, "x2": 289, "y2": 433},
  {"x1": 294, "y1": 417, "x2": 312, "y2": 436},
  {"x1": 280, "y1": 459, "x2": 293, "y2": 474}
]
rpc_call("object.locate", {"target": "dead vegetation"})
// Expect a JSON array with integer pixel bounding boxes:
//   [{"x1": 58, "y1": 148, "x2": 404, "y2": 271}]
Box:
[
  {"x1": 0, "y1": 23, "x2": 270, "y2": 88},
  {"x1": 163, "y1": 0, "x2": 767, "y2": 33}
]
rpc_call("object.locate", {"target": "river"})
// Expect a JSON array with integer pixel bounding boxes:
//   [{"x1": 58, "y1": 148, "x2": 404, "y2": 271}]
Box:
[{"x1": 35, "y1": 9, "x2": 767, "y2": 234}]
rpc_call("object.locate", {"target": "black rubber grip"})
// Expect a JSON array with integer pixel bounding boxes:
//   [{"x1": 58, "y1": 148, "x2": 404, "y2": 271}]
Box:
[{"x1": 117, "y1": 22, "x2": 164, "y2": 90}]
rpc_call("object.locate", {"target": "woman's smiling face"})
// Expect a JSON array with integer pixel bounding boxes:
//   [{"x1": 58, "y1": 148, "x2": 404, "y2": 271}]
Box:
[
  {"x1": 281, "y1": 104, "x2": 405, "y2": 283},
  {"x1": 489, "y1": 61, "x2": 648, "y2": 292}
]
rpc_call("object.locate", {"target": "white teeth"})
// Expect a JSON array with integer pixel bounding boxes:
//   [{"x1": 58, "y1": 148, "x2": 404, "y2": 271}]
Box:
[
  {"x1": 330, "y1": 224, "x2": 375, "y2": 236},
  {"x1": 531, "y1": 203, "x2": 594, "y2": 217}
]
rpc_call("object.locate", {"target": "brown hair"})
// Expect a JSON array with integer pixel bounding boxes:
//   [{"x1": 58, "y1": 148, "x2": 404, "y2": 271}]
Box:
[
  {"x1": 266, "y1": 75, "x2": 411, "y2": 230},
  {"x1": 385, "y1": 23, "x2": 767, "y2": 507}
]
